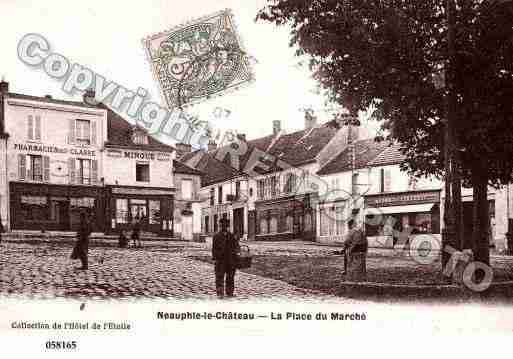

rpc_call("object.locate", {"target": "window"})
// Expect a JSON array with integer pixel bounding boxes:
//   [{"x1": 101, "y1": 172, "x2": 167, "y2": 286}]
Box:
[
  {"x1": 270, "y1": 217, "x2": 278, "y2": 233},
  {"x1": 20, "y1": 195, "x2": 48, "y2": 221},
  {"x1": 136, "y1": 163, "x2": 150, "y2": 182},
  {"x1": 284, "y1": 173, "x2": 297, "y2": 193},
  {"x1": 77, "y1": 159, "x2": 91, "y2": 185},
  {"x1": 285, "y1": 215, "x2": 293, "y2": 232},
  {"x1": 259, "y1": 217, "x2": 268, "y2": 234},
  {"x1": 27, "y1": 115, "x2": 41, "y2": 141},
  {"x1": 257, "y1": 179, "x2": 265, "y2": 199},
  {"x1": 27, "y1": 154, "x2": 43, "y2": 181},
  {"x1": 218, "y1": 186, "x2": 223, "y2": 204},
  {"x1": 270, "y1": 176, "x2": 277, "y2": 197},
  {"x1": 76, "y1": 119, "x2": 91, "y2": 145},
  {"x1": 116, "y1": 199, "x2": 128, "y2": 223},
  {"x1": 210, "y1": 188, "x2": 215, "y2": 206},
  {"x1": 235, "y1": 181, "x2": 241, "y2": 199},
  {"x1": 352, "y1": 173, "x2": 359, "y2": 195},
  {"x1": 380, "y1": 168, "x2": 391, "y2": 192},
  {"x1": 132, "y1": 129, "x2": 148, "y2": 145},
  {"x1": 304, "y1": 213, "x2": 312, "y2": 232},
  {"x1": 149, "y1": 200, "x2": 160, "y2": 224},
  {"x1": 213, "y1": 214, "x2": 218, "y2": 232},
  {"x1": 181, "y1": 179, "x2": 193, "y2": 200}
]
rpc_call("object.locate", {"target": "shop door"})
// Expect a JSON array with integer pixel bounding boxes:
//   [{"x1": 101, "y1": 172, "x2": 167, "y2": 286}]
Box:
[
  {"x1": 233, "y1": 208, "x2": 244, "y2": 238},
  {"x1": 248, "y1": 210, "x2": 256, "y2": 240},
  {"x1": 51, "y1": 198, "x2": 70, "y2": 230}
]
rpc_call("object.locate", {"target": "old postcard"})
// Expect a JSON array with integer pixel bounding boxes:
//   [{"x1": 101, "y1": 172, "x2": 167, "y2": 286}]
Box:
[{"x1": 1, "y1": 0, "x2": 513, "y2": 357}]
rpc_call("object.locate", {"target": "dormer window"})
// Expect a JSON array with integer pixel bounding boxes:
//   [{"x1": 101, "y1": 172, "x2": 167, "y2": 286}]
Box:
[{"x1": 132, "y1": 128, "x2": 148, "y2": 145}]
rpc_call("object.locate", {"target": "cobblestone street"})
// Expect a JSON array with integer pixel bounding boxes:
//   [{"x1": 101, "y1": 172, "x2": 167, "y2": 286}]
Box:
[{"x1": 0, "y1": 240, "x2": 336, "y2": 301}]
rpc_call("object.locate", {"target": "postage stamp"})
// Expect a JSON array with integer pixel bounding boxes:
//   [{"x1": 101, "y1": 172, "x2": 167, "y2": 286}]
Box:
[{"x1": 142, "y1": 9, "x2": 255, "y2": 110}]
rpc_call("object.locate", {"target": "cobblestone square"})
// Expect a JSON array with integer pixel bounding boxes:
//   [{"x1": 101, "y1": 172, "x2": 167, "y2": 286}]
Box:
[{"x1": 0, "y1": 240, "x2": 335, "y2": 301}]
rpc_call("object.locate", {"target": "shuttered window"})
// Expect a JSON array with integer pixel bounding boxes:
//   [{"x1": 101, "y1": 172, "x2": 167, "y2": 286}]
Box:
[{"x1": 18, "y1": 154, "x2": 26, "y2": 180}]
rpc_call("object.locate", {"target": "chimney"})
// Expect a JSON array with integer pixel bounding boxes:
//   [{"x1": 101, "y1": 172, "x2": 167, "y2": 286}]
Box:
[
  {"x1": 304, "y1": 109, "x2": 317, "y2": 129},
  {"x1": 347, "y1": 125, "x2": 360, "y2": 144},
  {"x1": 272, "y1": 120, "x2": 281, "y2": 135},
  {"x1": 208, "y1": 140, "x2": 217, "y2": 152},
  {"x1": 236, "y1": 133, "x2": 246, "y2": 142},
  {"x1": 83, "y1": 88, "x2": 97, "y2": 105},
  {"x1": 0, "y1": 78, "x2": 9, "y2": 94},
  {"x1": 176, "y1": 142, "x2": 192, "y2": 154}
]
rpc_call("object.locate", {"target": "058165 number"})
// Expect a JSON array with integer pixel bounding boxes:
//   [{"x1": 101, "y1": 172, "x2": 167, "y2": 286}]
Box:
[{"x1": 45, "y1": 340, "x2": 77, "y2": 350}]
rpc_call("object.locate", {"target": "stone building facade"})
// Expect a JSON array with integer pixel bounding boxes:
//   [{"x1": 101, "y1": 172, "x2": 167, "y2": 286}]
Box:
[{"x1": 0, "y1": 81, "x2": 176, "y2": 235}]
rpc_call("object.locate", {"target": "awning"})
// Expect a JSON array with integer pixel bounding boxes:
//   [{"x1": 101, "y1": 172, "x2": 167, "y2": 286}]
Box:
[{"x1": 365, "y1": 203, "x2": 435, "y2": 216}]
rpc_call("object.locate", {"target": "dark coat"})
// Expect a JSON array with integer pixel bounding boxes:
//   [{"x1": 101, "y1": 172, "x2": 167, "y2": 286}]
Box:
[
  {"x1": 71, "y1": 218, "x2": 92, "y2": 259},
  {"x1": 212, "y1": 231, "x2": 240, "y2": 267}
]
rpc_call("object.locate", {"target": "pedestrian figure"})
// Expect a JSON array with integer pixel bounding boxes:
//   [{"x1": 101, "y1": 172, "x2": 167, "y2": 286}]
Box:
[
  {"x1": 71, "y1": 211, "x2": 92, "y2": 270},
  {"x1": 118, "y1": 230, "x2": 128, "y2": 248},
  {"x1": 212, "y1": 217, "x2": 240, "y2": 298},
  {"x1": 131, "y1": 216, "x2": 142, "y2": 248},
  {"x1": 342, "y1": 219, "x2": 368, "y2": 281}
]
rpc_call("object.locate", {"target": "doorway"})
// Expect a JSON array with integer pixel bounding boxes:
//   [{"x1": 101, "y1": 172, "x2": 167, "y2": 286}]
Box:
[{"x1": 233, "y1": 207, "x2": 244, "y2": 238}]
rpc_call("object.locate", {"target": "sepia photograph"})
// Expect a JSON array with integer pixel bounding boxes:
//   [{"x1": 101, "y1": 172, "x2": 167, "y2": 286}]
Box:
[{"x1": 1, "y1": 0, "x2": 513, "y2": 356}]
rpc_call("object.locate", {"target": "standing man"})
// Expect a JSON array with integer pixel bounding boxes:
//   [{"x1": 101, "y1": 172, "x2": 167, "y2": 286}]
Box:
[
  {"x1": 342, "y1": 219, "x2": 368, "y2": 280},
  {"x1": 131, "y1": 215, "x2": 142, "y2": 248},
  {"x1": 71, "y1": 211, "x2": 92, "y2": 270},
  {"x1": 212, "y1": 217, "x2": 240, "y2": 298}
]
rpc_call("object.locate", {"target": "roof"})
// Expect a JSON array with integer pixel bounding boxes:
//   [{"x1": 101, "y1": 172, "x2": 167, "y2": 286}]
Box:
[
  {"x1": 194, "y1": 152, "x2": 242, "y2": 186},
  {"x1": 367, "y1": 143, "x2": 406, "y2": 167},
  {"x1": 317, "y1": 139, "x2": 392, "y2": 175},
  {"x1": 265, "y1": 124, "x2": 339, "y2": 167},
  {"x1": 7, "y1": 92, "x2": 98, "y2": 109},
  {"x1": 7, "y1": 92, "x2": 175, "y2": 153},
  {"x1": 173, "y1": 160, "x2": 204, "y2": 176},
  {"x1": 100, "y1": 105, "x2": 175, "y2": 153}
]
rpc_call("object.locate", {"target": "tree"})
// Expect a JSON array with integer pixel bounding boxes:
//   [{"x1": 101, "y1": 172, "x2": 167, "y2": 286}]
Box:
[{"x1": 257, "y1": 0, "x2": 513, "y2": 265}]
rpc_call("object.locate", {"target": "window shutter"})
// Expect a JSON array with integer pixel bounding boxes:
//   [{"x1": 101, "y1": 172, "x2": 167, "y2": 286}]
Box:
[
  {"x1": 43, "y1": 156, "x2": 50, "y2": 182},
  {"x1": 384, "y1": 169, "x2": 392, "y2": 192},
  {"x1": 68, "y1": 158, "x2": 76, "y2": 184},
  {"x1": 27, "y1": 115, "x2": 34, "y2": 140},
  {"x1": 91, "y1": 121, "x2": 97, "y2": 145},
  {"x1": 91, "y1": 160, "x2": 98, "y2": 185},
  {"x1": 18, "y1": 154, "x2": 26, "y2": 180},
  {"x1": 35, "y1": 115, "x2": 42, "y2": 141},
  {"x1": 68, "y1": 119, "x2": 75, "y2": 144}
]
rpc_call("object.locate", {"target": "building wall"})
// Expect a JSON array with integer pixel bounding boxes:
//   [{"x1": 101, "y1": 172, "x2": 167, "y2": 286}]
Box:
[
  {"x1": 5, "y1": 98, "x2": 107, "y2": 187},
  {"x1": 103, "y1": 149, "x2": 173, "y2": 188},
  {"x1": 173, "y1": 172, "x2": 202, "y2": 240}
]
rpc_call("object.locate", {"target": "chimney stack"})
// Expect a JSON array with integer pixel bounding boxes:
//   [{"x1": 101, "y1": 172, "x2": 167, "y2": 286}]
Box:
[
  {"x1": 83, "y1": 88, "x2": 97, "y2": 105},
  {"x1": 272, "y1": 120, "x2": 281, "y2": 135},
  {"x1": 208, "y1": 140, "x2": 217, "y2": 152},
  {"x1": 304, "y1": 109, "x2": 317, "y2": 130},
  {"x1": 176, "y1": 143, "x2": 192, "y2": 154},
  {"x1": 0, "y1": 77, "x2": 9, "y2": 94}
]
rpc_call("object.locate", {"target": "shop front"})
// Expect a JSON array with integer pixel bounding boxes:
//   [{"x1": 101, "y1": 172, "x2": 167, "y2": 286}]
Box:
[
  {"x1": 105, "y1": 186, "x2": 174, "y2": 235},
  {"x1": 364, "y1": 190, "x2": 441, "y2": 248},
  {"x1": 254, "y1": 194, "x2": 316, "y2": 241},
  {"x1": 9, "y1": 182, "x2": 105, "y2": 232}
]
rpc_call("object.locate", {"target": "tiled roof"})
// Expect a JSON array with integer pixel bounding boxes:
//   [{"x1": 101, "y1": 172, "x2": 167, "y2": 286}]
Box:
[
  {"x1": 7, "y1": 92, "x2": 98, "y2": 109},
  {"x1": 173, "y1": 160, "x2": 203, "y2": 176},
  {"x1": 101, "y1": 105, "x2": 175, "y2": 153},
  {"x1": 194, "y1": 152, "x2": 242, "y2": 186},
  {"x1": 317, "y1": 139, "x2": 392, "y2": 175},
  {"x1": 265, "y1": 124, "x2": 339, "y2": 167},
  {"x1": 367, "y1": 143, "x2": 406, "y2": 167}
]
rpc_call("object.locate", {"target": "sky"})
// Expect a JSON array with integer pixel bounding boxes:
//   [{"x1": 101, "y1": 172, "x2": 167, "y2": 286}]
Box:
[{"x1": 0, "y1": 0, "x2": 378, "y2": 143}]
